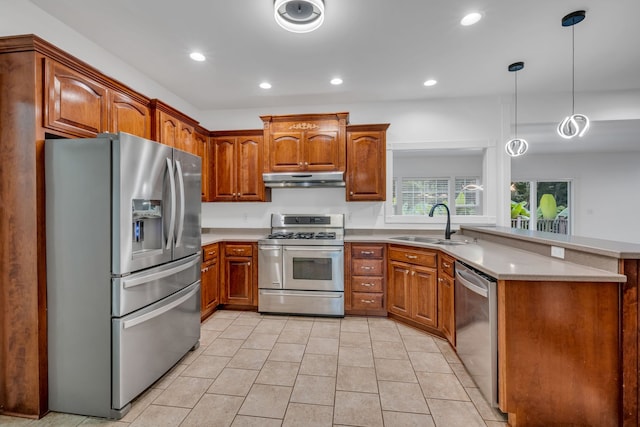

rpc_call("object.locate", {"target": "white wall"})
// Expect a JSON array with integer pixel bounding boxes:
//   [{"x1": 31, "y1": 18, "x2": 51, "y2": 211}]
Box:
[{"x1": 512, "y1": 151, "x2": 640, "y2": 243}]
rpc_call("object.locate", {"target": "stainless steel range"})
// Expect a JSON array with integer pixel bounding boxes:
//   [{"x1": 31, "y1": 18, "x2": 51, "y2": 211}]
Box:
[{"x1": 258, "y1": 213, "x2": 345, "y2": 317}]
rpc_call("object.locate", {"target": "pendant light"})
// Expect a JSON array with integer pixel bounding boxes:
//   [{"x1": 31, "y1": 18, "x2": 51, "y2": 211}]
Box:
[
  {"x1": 557, "y1": 10, "x2": 590, "y2": 139},
  {"x1": 505, "y1": 61, "x2": 528, "y2": 157}
]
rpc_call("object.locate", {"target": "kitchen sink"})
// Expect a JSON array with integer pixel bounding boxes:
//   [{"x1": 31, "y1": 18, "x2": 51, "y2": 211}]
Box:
[
  {"x1": 435, "y1": 240, "x2": 468, "y2": 245},
  {"x1": 390, "y1": 236, "x2": 469, "y2": 245},
  {"x1": 390, "y1": 236, "x2": 442, "y2": 244}
]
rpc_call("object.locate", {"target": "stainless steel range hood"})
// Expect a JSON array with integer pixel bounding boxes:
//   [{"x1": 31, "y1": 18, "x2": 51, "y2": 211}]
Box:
[{"x1": 263, "y1": 171, "x2": 345, "y2": 188}]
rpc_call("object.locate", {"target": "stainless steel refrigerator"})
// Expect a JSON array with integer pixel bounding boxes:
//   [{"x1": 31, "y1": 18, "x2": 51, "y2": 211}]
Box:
[{"x1": 45, "y1": 132, "x2": 202, "y2": 419}]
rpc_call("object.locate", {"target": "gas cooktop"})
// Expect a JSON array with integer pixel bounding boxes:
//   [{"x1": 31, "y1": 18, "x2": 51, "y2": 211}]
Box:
[{"x1": 259, "y1": 214, "x2": 345, "y2": 246}]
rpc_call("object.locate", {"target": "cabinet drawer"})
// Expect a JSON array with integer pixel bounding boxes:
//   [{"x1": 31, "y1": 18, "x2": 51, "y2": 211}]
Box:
[
  {"x1": 388, "y1": 246, "x2": 437, "y2": 268},
  {"x1": 352, "y1": 277, "x2": 383, "y2": 292},
  {"x1": 352, "y1": 259, "x2": 383, "y2": 276},
  {"x1": 440, "y1": 254, "x2": 455, "y2": 277},
  {"x1": 351, "y1": 292, "x2": 384, "y2": 310},
  {"x1": 351, "y1": 244, "x2": 384, "y2": 259},
  {"x1": 202, "y1": 244, "x2": 219, "y2": 261},
  {"x1": 224, "y1": 244, "x2": 253, "y2": 257}
]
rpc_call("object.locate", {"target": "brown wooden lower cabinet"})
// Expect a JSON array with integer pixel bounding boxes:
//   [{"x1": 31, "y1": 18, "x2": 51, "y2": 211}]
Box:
[
  {"x1": 220, "y1": 242, "x2": 257, "y2": 308},
  {"x1": 201, "y1": 243, "x2": 219, "y2": 320},
  {"x1": 438, "y1": 253, "x2": 455, "y2": 346},
  {"x1": 345, "y1": 243, "x2": 387, "y2": 316},
  {"x1": 387, "y1": 245, "x2": 440, "y2": 333}
]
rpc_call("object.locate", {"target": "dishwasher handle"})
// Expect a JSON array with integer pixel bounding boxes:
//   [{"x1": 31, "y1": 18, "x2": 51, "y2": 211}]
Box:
[{"x1": 456, "y1": 268, "x2": 489, "y2": 298}]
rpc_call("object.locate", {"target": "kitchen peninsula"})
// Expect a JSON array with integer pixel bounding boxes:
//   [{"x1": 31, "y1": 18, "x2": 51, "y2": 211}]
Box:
[{"x1": 201, "y1": 225, "x2": 637, "y2": 427}]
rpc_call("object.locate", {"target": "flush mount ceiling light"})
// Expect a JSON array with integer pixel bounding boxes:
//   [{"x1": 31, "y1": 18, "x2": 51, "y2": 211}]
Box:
[
  {"x1": 274, "y1": 0, "x2": 325, "y2": 33},
  {"x1": 557, "y1": 10, "x2": 590, "y2": 139},
  {"x1": 460, "y1": 12, "x2": 482, "y2": 26},
  {"x1": 330, "y1": 77, "x2": 343, "y2": 85},
  {"x1": 259, "y1": 82, "x2": 272, "y2": 89},
  {"x1": 505, "y1": 61, "x2": 529, "y2": 157},
  {"x1": 423, "y1": 79, "x2": 437, "y2": 87}
]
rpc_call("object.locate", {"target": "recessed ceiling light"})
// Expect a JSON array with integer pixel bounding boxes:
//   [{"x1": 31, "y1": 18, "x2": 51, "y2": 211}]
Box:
[
  {"x1": 460, "y1": 12, "x2": 482, "y2": 26},
  {"x1": 189, "y1": 52, "x2": 206, "y2": 62},
  {"x1": 423, "y1": 79, "x2": 438, "y2": 87},
  {"x1": 259, "y1": 82, "x2": 272, "y2": 89},
  {"x1": 330, "y1": 78, "x2": 343, "y2": 85}
]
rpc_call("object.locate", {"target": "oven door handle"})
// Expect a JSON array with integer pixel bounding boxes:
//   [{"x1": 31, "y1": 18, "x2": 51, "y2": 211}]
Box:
[
  {"x1": 259, "y1": 245, "x2": 282, "y2": 251},
  {"x1": 283, "y1": 247, "x2": 343, "y2": 252},
  {"x1": 260, "y1": 290, "x2": 343, "y2": 298}
]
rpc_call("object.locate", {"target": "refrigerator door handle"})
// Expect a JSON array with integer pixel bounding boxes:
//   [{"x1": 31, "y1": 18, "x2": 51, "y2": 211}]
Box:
[
  {"x1": 121, "y1": 255, "x2": 200, "y2": 289},
  {"x1": 165, "y1": 157, "x2": 176, "y2": 250},
  {"x1": 121, "y1": 282, "x2": 199, "y2": 329},
  {"x1": 174, "y1": 159, "x2": 185, "y2": 248}
]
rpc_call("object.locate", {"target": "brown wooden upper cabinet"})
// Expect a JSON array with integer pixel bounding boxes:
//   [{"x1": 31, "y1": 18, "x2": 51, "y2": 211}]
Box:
[
  {"x1": 194, "y1": 127, "x2": 209, "y2": 201},
  {"x1": 261, "y1": 112, "x2": 348, "y2": 172},
  {"x1": 109, "y1": 91, "x2": 151, "y2": 139},
  {"x1": 346, "y1": 124, "x2": 389, "y2": 201},
  {"x1": 44, "y1": 58, "x2": 108, "y2": 137},
  {"x1": 150, "y1": 99, "x2": 198, "y2": 149},
  {"x1": 209, "y1": 130, "x2": 270, "y2": 202},
  {"x1": 44, "y1": 58, "x2": 151, "y2": 139}
]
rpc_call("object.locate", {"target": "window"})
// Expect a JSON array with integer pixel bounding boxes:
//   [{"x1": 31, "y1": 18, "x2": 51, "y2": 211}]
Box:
[
  {"x1": 510, "y1": 180, "x2": 571, "y2": 234},
  {"x1": 393, "y1": 176, "x2": 481, "y2": 216}
]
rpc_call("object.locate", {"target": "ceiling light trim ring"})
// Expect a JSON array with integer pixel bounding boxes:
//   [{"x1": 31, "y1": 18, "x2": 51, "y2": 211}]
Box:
[{"x1": 274, "y1": 0, "x2": 325, "y2": 33}]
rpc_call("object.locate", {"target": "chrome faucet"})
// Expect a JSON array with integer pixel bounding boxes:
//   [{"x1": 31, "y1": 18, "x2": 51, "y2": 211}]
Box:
[{"x1": 428, "y1": 203, "x2": 455, "y2": 240}]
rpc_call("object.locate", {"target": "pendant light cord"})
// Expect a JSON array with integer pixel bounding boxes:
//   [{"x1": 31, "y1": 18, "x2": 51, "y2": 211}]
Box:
[
  {"x1": 571, "y1": 24, "x2": 575, "y2": 115},
  {"x1": 514, "y1": 71, "x2": 519, "y2": 138}
]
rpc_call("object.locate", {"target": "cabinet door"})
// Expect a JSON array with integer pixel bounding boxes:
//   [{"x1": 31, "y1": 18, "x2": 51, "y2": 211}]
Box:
[
  {"x1": 212, "y1": 137, "x2": 236, "y2": 201},
  {"x1": 177, "y1": 123, "x2": 195, "y2": 153},
  {"x1": 439, "y1": 274, "x2": 455, "y2": 345},
  {"x1": 201, "y1": 258, "x2": 219, "y2": 318},
  {"x1": 158, "y1": 111, "x2": 178, "y2": 147},
  {"x1": 412, "y1": 265, "x2": 438, "y2": 328},
  {"x1": 44, "y1": 59, "x2": 107, "y2": 137},
  {"x1": 222, "y1": 257, "x2": 253, "y2": 306},
  {"x1": 388, "y1": 260, "x2": 411, "y2": 318},
  {"x1": 346, "y1": 131, "x2": 385, "y2": 201},
  {"x1": 194, "y1": 131, "x2": 209, "y2": 201},
  {"x1": 305, "y1": 131, "x2": 341, "y2": 171},
  {"x1": 109, "y1": 92, "x2": 150, "y2": 139},
  {"x1": 236, "y1": 135, "x2": 264, "y2": 201},
  {"x1": 269, "y1": 132, "x2": 304, "y2": 171}
]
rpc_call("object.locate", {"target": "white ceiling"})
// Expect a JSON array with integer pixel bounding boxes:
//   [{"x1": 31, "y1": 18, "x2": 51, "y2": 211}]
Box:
[{"x1": 28, "y1": 0, "x2": 640, "y2": 112}]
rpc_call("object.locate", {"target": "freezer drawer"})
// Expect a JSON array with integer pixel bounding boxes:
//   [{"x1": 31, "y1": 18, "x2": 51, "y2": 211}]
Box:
[
  {"x1": 259, "y1": 289, "x2": 344, "y2": 317},
  {"x1": 112, "y1": 254, "x2": 200, "y2": 317},
  {"x1": 112, "y1": 281, "x2": 200, "y2": 409}
]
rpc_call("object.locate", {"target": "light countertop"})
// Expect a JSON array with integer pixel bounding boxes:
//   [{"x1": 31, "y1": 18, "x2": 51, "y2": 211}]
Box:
[{"x1": 200, "y1": 228, "x2": 626, "y2": 283}]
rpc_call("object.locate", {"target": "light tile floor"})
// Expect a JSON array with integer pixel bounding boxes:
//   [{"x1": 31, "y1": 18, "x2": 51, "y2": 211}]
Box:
[{"x1": 1, "y1": 311, "x2": 508, "y2": 427}]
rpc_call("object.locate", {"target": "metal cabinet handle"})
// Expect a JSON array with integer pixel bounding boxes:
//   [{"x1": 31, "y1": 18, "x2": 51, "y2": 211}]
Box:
[
  {"x1": 207, "y1": 251, "x2": 216, "y2": 256},
  {"x1": 350, "y1": 191, "x2": 354, "y2": 196},
  {"x1": 361, "y1": 299, "x2": 375, "y2": 304},
  {"x1": 361, "y1": 283, "x2": 375, "y2": 287},
  {"x1": 438, "y1": 277, "x2": 444, "y2": 283},
  {"x1": 360, "y1": 251, "x2": 374, "y2": 255},
  {"x1": 443, "y1": 262, "x2": 451, "y2": 268},
  {"x1": 299, "y1": 162, "x2": 303, "y2": 166},
  {"x1": 361, "y1": 266, "x2": 374, "y2": 270},
  {"x1": 233, "y1": 249, "x2": 243, "y2": 252},
  {"x1": 405, "y1": 254, "x2": 418, "y2": 259},
  {"x1": 305, "y1": 162, "x2": 308, "y2": 166}
]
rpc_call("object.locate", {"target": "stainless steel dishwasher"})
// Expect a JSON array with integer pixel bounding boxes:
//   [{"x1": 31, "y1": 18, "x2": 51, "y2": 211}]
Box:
[{"x1": 454, "y1": 261, "x2": 499, "y2": 408}]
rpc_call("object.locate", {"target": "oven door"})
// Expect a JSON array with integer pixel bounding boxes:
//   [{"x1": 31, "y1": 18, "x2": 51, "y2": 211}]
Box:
[{"x1": 282, "y1": 245, "x2": 344, "y2": 291}]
